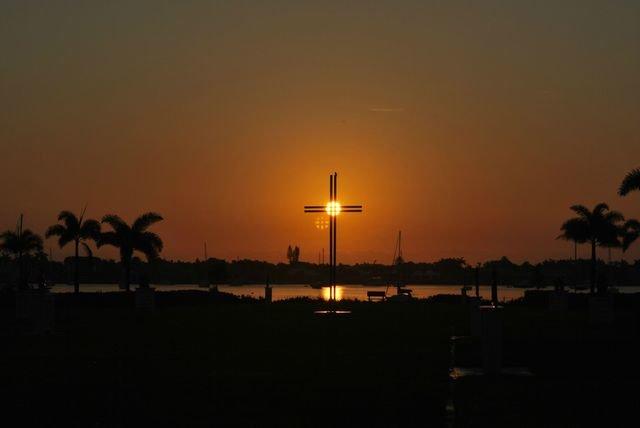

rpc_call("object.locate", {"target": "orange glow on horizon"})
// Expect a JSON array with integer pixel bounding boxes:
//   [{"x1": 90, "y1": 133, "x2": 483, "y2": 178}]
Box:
[
  {"x1": 322, "y1": 286, "x2": 344, "y2": 301},
  {"x1": 1, "y1": 2, "x2": 639, "y2": 265}
]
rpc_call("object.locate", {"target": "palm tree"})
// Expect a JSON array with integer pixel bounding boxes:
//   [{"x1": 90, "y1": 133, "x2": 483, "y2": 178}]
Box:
[
  {"x1": 0, "y1": 215, "x2": 44, "y2": 289},
  {"x1": 618, "y1": 168, "x2": 640, "y2": 197},
  {"x1": 557, "y1": 218, "x2": 589, "y2": 261},
  {"x1": 620, "y1": 219, "x2": 640, "y2": 255},
  {"x1": 561, "y1": 204, "x2": 624, "y2": 294},
  {"x1": 45, "y1": 210, "x2": 100, "y2": 294},
  {"x1": 98, "y1": 212, "x2": 163, "y2": 292}
]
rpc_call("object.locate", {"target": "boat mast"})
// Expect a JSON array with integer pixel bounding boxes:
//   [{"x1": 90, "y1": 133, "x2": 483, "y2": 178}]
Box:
[
  {"x1": 396, "y1": 231, "x2": 403, "y2": 288},
  {"x1": 203, "y1": 242, "x2": 209, "y2": 286}
]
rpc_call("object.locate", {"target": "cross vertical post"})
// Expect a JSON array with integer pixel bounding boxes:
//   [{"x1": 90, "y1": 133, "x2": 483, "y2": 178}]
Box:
[
  {"x1": 329, "y1": 173, "x2": 334, "y2": 299},
  {"x1": 332, "y1": 173, "x2": 337, "y2": 299}
]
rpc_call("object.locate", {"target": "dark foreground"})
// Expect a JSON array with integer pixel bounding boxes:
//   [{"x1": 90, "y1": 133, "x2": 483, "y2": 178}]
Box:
[{"x1": 2, "y1": 291, "x2": 640, "y2": 427}]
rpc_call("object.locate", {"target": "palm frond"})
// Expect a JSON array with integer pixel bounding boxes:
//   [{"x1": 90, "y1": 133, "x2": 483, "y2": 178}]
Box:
[
  {"x1": 135, "y1": 242, "x2": 160, "y2": 261},
  {"x1": 81, "y1": 242, "x2": 93, "y2": 258},
  {"x1": 622, "y1": 233, "x2": 639, "y2": 252},
  {"x1": 140, "y1": 231, "x2": 163, "y2": 252},
  {"x1": 603, "y1": 210, "x2": 625, "y2": 224},
  {"x1": 20, "y1": 229, "x2": 44, "y2": 253},
  {"x1": 0, "y1": 229, "x2": 43, "y2": 254},
  {"x1": 101, "y1": 214, "x2": 129, "y2": 233},
  {"x1": 133, "y1": 231, "x2": 163, "y2": 261},
  {"x1": 0, "y1": 230, "x2": 19, "y2": 253},
  {"x1": 557, "y1": 218, "x2": 589, "y2": 243},
  {"x1": 619, "y1": 168, "x2": 640, "y2": 196},
  {"x1": 623, "y1": 219, "x2": 640, "y2": 230},
  {"x1": 569, "y1": 205, "x2": 591, "y2": 219},
  {"x1": 45, "y1": 224, "x2": 67, "y2": 239},
  {"x1": 621, "y1": 219, "x2": 640, "y2": 252},
  {"x1": 58, "y1": 211, "x2": 80, "y2": 232},
  {"x1": 58, "y1": 234, "x2": 74, "y2": 248},
  {"x1": 44, "y1": 224, "x2": 75, "y2": 248},
  {"x1": 80, "y1": 219, "x2": 101, "y2": 240},
  {"x1": 96, "y1": 231, "x2": 121, "y2": 248},
  {"x1": 48, "y1": 211, "x2": 81, "y2": 247},
  {"x1": 46, "y1": 224, "x2": 74, "y2": 247},
  {"x1": 132, "y1": 212, "x2": 163, "y2": 232},
  {"x1": 598, "y1": 225, "x2": 621, "y2": 248},
  {"x1": 592, "y1": 203, "x2": 610, "y2": 216}
]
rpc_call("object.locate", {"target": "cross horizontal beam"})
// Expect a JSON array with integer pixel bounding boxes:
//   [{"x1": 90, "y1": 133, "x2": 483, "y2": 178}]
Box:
[
  {"x1": 304, "y1": 209, "x2": 363, "y2": 213},
  {"x1": 304, "y1": 205, "x2": 363, "y2": 209}
]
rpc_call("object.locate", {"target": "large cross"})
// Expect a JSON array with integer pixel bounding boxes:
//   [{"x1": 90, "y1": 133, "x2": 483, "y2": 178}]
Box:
[{"x1": 304, "y1": 172, "x2": 363, "y2": 301}]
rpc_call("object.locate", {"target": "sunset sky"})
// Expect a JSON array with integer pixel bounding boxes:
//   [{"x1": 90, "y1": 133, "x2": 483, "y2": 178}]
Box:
[{"x1": 1, "y1": 1, "x2": 639, "y2": 264}]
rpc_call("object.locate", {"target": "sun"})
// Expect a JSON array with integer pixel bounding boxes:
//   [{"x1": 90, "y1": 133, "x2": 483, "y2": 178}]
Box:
[{"x1": 325, "y1": 201, "x2": 342, "y2": 216}]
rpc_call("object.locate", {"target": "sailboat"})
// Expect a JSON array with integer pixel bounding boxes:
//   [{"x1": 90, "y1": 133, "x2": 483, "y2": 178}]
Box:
[{"x1": 386, "y1": 231, "x2": 412, "y2": 300}]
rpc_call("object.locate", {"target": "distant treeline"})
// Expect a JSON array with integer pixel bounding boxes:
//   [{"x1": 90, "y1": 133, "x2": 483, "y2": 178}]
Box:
[{"x1": 2, "y1": 255, "x2": 639, "y2": 287}]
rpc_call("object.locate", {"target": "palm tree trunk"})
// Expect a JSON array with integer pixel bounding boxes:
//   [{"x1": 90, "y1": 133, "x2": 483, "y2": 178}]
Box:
[
  {"x1": 123, "y1": 256, "x2": 131, "y2": 292},
  {"x1": 74, "y1": 239, "x2": 79, "y2": 294},
  {"x1": 474, "y1": 266, "x2": 480, "y2": 298},
  {"x1": 590, "y1": 240, "x2": 596, "y2": 295}
]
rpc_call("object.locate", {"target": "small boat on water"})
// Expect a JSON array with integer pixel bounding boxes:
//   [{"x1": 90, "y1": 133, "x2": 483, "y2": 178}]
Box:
[
  {"x1": 388, "y1": 231, "x2": 412, "y2": 298},
  {"x1": 368, "y1": 231, "x2": 412, "y2": 301}
]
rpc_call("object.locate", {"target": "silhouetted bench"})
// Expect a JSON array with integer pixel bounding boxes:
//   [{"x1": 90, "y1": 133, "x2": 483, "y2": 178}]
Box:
[{"x1": 367, "y1": 291, "x2": 386, "y2": 301}]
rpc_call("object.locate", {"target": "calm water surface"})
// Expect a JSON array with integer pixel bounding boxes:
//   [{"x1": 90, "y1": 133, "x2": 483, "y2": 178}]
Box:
[{"x1": 49, "y1": 283, "x2": 640, "y2": 302}]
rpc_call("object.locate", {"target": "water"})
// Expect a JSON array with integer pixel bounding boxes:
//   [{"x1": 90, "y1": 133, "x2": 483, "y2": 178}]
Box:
[{"x1": 49, "y1": 283, "x2": 640, "y2": 302}]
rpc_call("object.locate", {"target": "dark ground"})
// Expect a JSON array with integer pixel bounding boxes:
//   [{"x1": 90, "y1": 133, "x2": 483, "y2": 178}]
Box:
[{"x1": 2, "y1": 291, "x2": 640, "y2": 427}]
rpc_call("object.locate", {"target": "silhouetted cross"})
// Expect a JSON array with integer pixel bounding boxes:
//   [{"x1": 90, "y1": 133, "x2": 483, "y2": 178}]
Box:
[{"x1": 304, "y1": 172, "x2": 363, "y2": 301}]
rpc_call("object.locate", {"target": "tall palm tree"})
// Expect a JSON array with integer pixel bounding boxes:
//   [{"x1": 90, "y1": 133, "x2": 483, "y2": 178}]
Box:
[
  {"x1": 618, "y1": 168, "x2": 640, "y2": 197},
  {"x1": 557, "y1": 218, "x2": 589, "y2": 261},
  {"x1": 98, "y1": 212, "x2": 163, "y2": 292},
  {"x1": 0, "y1": 215, "x2": 44, "y2": 289},
  {"x1": 561, "y1": 203, "x2": 624, "y2": 294},
  {"x1": 45, "y1": 210, "x2": 101, "y2": 294}
]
